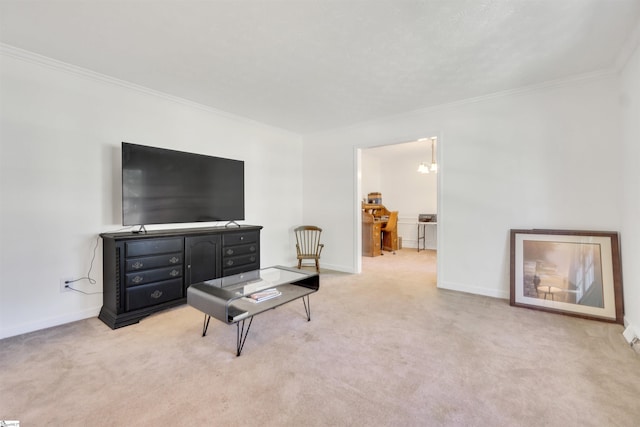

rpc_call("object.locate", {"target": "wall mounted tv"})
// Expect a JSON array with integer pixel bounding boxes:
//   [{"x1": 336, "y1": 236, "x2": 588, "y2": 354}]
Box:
[{"x1": 122, "y1": 142, "x2": 245, "y2": 226}]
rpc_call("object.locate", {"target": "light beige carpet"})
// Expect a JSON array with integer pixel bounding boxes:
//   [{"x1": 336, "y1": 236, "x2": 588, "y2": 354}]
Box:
[{"x1": 1, "y1": 249, "x2": 639, "y2": 426}]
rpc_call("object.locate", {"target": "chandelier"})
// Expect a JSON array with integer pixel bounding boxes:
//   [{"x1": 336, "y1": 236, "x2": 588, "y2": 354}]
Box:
[{"x1": 417, "y1": 137, "x2": 437, "y2": 173}]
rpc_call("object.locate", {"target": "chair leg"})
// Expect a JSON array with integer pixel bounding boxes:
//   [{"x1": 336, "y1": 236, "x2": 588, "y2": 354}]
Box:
[
  {"x1": 297, "y1": 259, "x2": 302, "y2": 269},
  {"x1": 315, "y1": 259, "x2": 320, "y2": 272}
]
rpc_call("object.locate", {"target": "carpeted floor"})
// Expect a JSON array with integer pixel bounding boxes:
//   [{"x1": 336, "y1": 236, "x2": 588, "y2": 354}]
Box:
[{"x1": 1, "y1": 248, "x2": 639, "y2": 426}]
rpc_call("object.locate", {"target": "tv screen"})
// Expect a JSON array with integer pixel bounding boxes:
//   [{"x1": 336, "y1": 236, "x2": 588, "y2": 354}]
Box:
[{"x1": 122, "y1": 142, "x2": 245, "y2": 226}]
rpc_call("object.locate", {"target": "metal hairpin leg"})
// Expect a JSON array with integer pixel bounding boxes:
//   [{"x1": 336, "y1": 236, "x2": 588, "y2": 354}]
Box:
[
  {"x1": 302, "y1": 295, "x2": 311, "y2": 321},
  {"x1": 236, "y1": 316, "x2": 254, "y2": 357},
  {"x1": 202, "y1": 315, "x2": 211, "y2": 337},
  {"x1": 201, "y1": 297, "x2": 312, "y2": 356}
]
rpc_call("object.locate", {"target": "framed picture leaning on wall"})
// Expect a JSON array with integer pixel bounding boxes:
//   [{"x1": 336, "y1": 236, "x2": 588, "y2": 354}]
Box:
[{"x1": 510, "y1": 229, "x2": 623, "y2": 324}]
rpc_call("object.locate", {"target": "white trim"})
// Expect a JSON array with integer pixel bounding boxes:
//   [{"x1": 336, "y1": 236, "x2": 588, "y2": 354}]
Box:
[
  {"x1": 623, "y1": 319, "x2": 640, "y2": 344},
  {"x1": 320, "y1": 262, "x2": 355, "y2": 274},
  {"x1": 439, "y1": 280, "x2": 509, "y2": 300},
  {"x1": 354, "y1": 146, "x2": 363, "y2": 273},
  {"x1": 0, "y1": 307, "x2": 101, "y2": 340},
  {"x1": 615, "y1": 17, "x2": 640, "y2": 72},
  {"x1": 305, "y1": 70, "x2": 616, "y2": 137},
  {"x1": 435, "y1": 132, "x2": 443, "y2": 287},
  {"x1": 0, "y1": 43, "x2": 297, "y2": 136}
]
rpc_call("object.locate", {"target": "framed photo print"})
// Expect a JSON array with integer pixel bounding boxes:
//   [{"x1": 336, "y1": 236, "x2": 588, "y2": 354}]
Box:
[{"x1": 510, "y1": 229, "x2": 623, "y2": 324}]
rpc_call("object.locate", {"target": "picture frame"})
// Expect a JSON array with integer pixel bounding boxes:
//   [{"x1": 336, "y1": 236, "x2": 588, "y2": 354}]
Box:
[{"x1": 510, "y1": 229, "x2": 623, "y2": 324}]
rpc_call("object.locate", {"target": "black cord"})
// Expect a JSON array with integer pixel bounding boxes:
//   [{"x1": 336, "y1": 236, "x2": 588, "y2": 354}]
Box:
[
  {"x1": 66, "y1": 285, "x2": 102, "y2": 295},
  {"x1": 65, "y1": 235, "x2": 100, "y2": 285},
  {"x1": 64, "y1": 227, "x2": 134, "y2": 293}
]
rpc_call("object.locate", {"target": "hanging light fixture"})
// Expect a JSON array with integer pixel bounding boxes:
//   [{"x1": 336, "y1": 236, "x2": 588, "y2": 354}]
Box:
[
  {"x1": 417, "y1": 162, "x2": 430, "y2": 173},
  {"x1": 417, "y1": 138, "x2": 429, "y2": 173},
  {"x1": 417, "y1": 137, "x2": 437, "y2": 174},
  {"x1": 430, "y1": 137, "x2": 438, "y2": 172}
]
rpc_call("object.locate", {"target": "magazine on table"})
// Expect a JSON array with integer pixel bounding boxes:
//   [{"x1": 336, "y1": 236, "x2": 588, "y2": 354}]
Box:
[{"x1": 243, "y1": 288, "x2": 282, "y2": 303}]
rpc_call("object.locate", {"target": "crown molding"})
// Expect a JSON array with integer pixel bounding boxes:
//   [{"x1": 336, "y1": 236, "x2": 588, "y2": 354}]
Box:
[
  {"x1": 308, "y1": 67, "x2": 618, "y2": 138},
  {"x1": 615, "y1": 17, "x2": 640, "y2": 72},
  {"x1": 431, "y1": 68, "x2": 618, "y2": 110},
  {"x1": 0, "y1": 43, "x2": 298, "y2": 136},
  {"x1": 0, "y1": 43, "x2": 184, "y2": 101},
  {"x1": 1, "y1": 42, "x2": 622, "y2": 138}
]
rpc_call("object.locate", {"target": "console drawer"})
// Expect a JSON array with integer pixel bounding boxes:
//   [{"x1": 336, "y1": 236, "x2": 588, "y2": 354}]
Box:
[
  {"x1": 126, "y1": 253, "x2": 182, "y2": 272},
  {"x1": 223, "y1": 243, "x2": 258, "y2": 257},
  {"x1": 223, "y1": 253, "x2": 258, "y2": 269},
  {"x1": 126, "y1": 266, "x2": 183, "y2": 287},
  {"x1": 223, "y1": 231, "x2": 258, "y2": 246},
  {"x1": 126, "y1": 238, "x2": 183, "y2": 257},
  {"x1": 126, "y1": 279, "x2": 183, "y2": 311}
]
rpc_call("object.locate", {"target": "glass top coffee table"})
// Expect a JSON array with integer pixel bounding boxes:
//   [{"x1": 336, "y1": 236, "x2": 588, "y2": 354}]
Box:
[{"x1": 187, "y1": 266, "x2": 320, "y2": 356}]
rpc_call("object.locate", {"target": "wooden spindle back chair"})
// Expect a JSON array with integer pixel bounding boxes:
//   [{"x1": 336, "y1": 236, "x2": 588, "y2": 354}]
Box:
[{"x1": 294, "y1": 225, "x2": 324, "y2": 272}]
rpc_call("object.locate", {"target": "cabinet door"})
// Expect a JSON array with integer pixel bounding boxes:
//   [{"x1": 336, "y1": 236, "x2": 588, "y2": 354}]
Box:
[{"x1": 185, "y1": 235, "x2": 221, "y2": 287}]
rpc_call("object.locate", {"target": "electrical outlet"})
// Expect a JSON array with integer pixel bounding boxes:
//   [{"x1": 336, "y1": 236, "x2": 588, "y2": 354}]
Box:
[{"x1": 60, "y1": 278, "x2": 73, "y2": 293}]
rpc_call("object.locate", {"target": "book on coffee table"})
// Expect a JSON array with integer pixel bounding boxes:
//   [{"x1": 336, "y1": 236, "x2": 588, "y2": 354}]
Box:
[{"x1": 243, "y1": 288, "x2": 281, "y2": 303}]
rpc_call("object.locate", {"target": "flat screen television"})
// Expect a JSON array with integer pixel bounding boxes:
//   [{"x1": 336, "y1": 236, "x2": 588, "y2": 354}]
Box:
[{"x1": 122, "y1": 142, "x2": 245, "y2": 226}]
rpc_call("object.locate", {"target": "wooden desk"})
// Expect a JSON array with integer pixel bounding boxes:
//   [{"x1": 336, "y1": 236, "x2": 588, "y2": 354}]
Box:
[
  {"x1": 362, "y1": 203, "x2": 390, "y2": 217},
  {"x1": 362, "y1": 211, "x2": 383, "y2": 256},
  {"x1": 362, "y1": 202, "x2": 399, "y2": 256}
]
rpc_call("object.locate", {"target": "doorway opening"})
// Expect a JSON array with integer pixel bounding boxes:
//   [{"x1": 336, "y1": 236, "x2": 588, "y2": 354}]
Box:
[{"x1": 356, "y1": 137, "x2": 440, "y2": 283}]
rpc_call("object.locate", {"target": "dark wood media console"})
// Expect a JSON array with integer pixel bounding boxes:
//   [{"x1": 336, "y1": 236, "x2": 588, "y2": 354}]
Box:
[{"x1": 99, "y1": 225, "x2": 262, "y2": 329}]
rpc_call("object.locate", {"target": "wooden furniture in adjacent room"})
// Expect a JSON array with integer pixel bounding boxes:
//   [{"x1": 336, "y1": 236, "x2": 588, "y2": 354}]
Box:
[
  {"x1": 362, "y1": 210, "x2": 382, "y2": 257},
  {"x1": 362, "y1": 202, "x2": 388, "y2": 217},
  {"x1": 294, "y1": 225, "x2": 324, "y2": 272},
  {"x1": 381, "y1": 211, "x2": 399, "y2": 254},
  {"x1": 99, "y1": 225, "x2": 262, "y2": 329},
  {"x1": 362, "y1": 202, "x2": 399, "y2": 256}
]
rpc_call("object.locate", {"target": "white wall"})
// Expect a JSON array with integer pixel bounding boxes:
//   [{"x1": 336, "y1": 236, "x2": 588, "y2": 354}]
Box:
[
  {"x1": 303, "y1": 73, "x2": 625, "y2": 303},
  {"x1": 619, "y1": 39, "x2": 640, "y2": 338},
  {"x1": 0, "y1": 49, "x2": 303, "y2": 338},
  {"x1": 2, "y1": 43, "x2": 637, "y2": 339}
]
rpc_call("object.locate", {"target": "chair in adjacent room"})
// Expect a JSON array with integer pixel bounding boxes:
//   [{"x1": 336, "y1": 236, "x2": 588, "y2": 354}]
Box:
[
  {"x1": 294, "y1": 225, "x2": 325, "y2": 272},
  {"x1": 380, "y1": 211, "x2": 398, "y2": 255}
]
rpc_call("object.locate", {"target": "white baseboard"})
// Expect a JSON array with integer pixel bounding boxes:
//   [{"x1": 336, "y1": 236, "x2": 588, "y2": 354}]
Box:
[
  {"x1": 319, "y1": 262, "x2": 355, "y2": 274},
  {"x1": 0, "y1": 306, "x2": 101, "y2": 340},
  {"x1": 622, "y1": 319, "x2": 640, "y2": 345},
  {"x1": 438, "y1": 280, "x2": 509, "y2": 300}
]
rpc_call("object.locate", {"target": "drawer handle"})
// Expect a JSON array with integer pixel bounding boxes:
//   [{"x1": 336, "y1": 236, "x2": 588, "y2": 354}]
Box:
[
  {"x1": 250, "y1": 256, "x2": 256, "y2": 262},
  {"x1": 132, "y1": 276, "x2": 144, "y2": 284},
  {"x1": 240, "y1": 236, "x2": 244, "y2": 241},
  {"x1": 150, "y1": 290, "x2": 163, "y2": 299},
  {"x1": 226, "y1": 260, "x2": 234, "y2": 266},
  {"x1": 169, "y1": 269, "x2": 180, "y2": 277},
  {"x1": 169, "y1": 256, "x2": 180, "y2": 264},
  {"x1": 131, "y1": 261, "x2": 144, "y2": 270},
  {"x1": 250, "y1": 246, "x2": 256, "y2": 252},
  {"x1": 226, "y1": 249, "x2": 234, "y2": 255}
]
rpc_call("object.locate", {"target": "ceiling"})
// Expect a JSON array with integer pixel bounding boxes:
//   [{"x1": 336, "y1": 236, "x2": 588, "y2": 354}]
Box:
[{"x1": 1, "y1": 0, "x2": 639, "y2": 134}]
